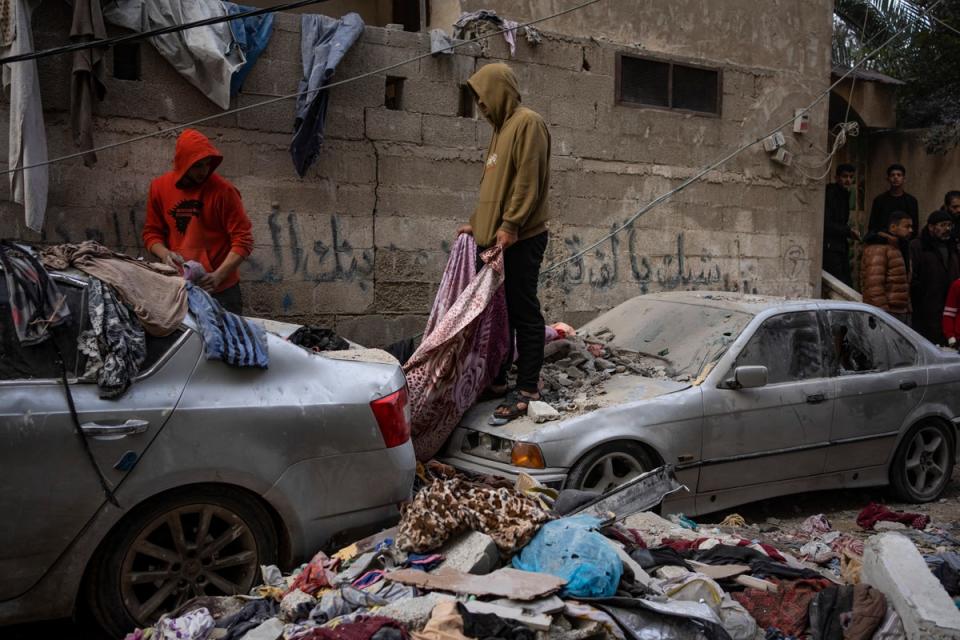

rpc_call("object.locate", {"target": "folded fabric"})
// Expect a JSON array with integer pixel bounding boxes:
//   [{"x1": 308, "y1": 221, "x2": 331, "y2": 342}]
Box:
[
  {"x1": 186, "y1": 282, "x2": 268, "y2": 367},
  {"x1": 856, "y1": 502, "x2": 929, "y2": 531},
  {"x1": 0, "y1": 241, "x2": 71, "y2": 345},
  {"x1": 397, "y1": 476, "x2": 549, "y2": 555},
  {"x1": 42, "y1": 241, "x2": 187, "y2": 337}
]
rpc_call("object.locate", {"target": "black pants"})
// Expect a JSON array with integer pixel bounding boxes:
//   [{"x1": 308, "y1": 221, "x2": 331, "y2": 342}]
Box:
[
  {"x1": 823, "y1": 249, "x2": 852, "y2": 287},
  {"x1": 493, "y1": 232, "x2": 548, "y2": 393},
  {"x1": 213, "y1": 283, "x2": 243, "y2": 315}
]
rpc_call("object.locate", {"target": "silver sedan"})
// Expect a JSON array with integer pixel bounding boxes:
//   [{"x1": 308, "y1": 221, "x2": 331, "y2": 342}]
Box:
[
  {"x1": 443, "y1": 292, "x2": 960, "y2": 516},
  {"x1": 0, "y1": 271, "x2": 415, "y2": 636}
]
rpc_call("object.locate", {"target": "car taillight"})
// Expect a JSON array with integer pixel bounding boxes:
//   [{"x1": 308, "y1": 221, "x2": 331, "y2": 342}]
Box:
[{"x1": 370, "y1": 387, "x2": 411, "y2": 448}]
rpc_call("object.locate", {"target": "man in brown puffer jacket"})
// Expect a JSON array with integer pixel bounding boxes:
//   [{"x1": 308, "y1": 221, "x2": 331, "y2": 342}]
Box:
[{"x1": 861, "y1": 210, "x2": 914, "y2": 324}]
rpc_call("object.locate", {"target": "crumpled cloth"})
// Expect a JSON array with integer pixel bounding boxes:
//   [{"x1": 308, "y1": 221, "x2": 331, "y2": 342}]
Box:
[
  {"x1": 846, "y1": 583, "x2": 887, "y2": 640},
  {"x1": 452, "y1": 10, "x2": 541, "y2": 56},
  {"x1": 800, "y1": 514, "x2": 832, "y2": 536},
  {"x1": 214, "y1": 598, "x2": 278, "y2": 640},
  {"x1": 295, "y1": 616, "x2": 409, "y2": 640},
  {"x1": 3, "y1": 0, "x2": 48, "y2": 232},
  {"x1": 731, "y1": 578, "x2": 833, "y2": 637},
  {"x1": 0, "y1": 241, "x2": 71, "y2": 345},
  {"x1": 102, "y1": 0, "x2": 244, "y2": 109},
  {"x1": 286, "y1": 551, "x2": 338, "y2": 597},
  {"x1": 224, "y1": 1, "x2": 274, "y2": 95},
  {"x1": 186, "y1": 282, "x2": 268, "y2": 367},
  {"x1": 411, "y1": 601, "x2": 470, "y2": 640},
  {"x1": 926, "y1": 552, "x2": 960, "y2": 596},
  {"x1": 291, "y1": 12, "x2": 364, "y2": 177},
  {"x1": 397, "y1": 476, "x2": 550, "y2": 554},
  {"x1": 42, "y1": 241, "x2": 187, "y2": 337},
  {"x1": 856, "y1": 502, "x2": 929, "y2": 531},
  {"x1": 404, "y1": 235, "x2": 509, "y2": 461},
  {"x1": 155, "y1": 607, "x2": 215, "y2": 640},
  {"x1": 79, "y1": 278, "x2": 146, "y2": 399}
]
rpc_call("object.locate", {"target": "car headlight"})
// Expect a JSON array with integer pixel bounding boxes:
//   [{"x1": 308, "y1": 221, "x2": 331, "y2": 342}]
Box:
[{"x1": 461, "y1": 430, "x2": 545, "y2": 469}]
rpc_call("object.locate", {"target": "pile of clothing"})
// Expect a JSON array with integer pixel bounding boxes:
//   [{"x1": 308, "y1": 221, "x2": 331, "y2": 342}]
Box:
[
  {"x1": 123, "y1": 462, "x2": 960, "y2": 640},
  {"x1": 1, "y1": 241, "x2": 268, "y2": 399}
]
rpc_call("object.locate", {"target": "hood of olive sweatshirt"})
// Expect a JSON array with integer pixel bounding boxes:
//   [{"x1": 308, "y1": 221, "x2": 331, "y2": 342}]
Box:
[{"x1": 467, "y1": 63, "x2": 521, "y2": 130}]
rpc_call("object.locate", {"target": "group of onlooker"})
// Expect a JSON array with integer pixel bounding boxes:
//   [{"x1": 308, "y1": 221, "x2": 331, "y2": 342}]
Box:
[{"x1": 823, "y1": 162, "x2": 960, "y2": 346}]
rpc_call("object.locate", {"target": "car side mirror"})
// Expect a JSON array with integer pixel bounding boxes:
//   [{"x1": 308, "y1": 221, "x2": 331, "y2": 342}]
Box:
[{"x1": 724, "y1": 365, "x2": 768, "y2": 390}]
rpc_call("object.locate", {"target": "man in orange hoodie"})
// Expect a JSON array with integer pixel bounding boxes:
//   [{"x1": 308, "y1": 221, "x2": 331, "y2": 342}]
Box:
[{"x1": 143, "y1": 129, "x2": 254, "y2": 314}]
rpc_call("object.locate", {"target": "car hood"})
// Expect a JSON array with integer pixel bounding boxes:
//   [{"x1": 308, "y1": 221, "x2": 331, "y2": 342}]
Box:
[{"x1": 458, "y1": 374, "x2": 691, "y2": 439}]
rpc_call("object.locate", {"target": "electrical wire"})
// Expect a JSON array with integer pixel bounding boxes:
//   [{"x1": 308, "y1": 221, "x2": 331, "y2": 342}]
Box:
[
  {"x1": 537, "y1": 0, "x2": 942, "y2": 280},
  {"x1": 1, "y1": 0, "x2": 604, "y2": 177},
  {"x1": 0, "y1": 0, "x2": 332, "y2": 66}
]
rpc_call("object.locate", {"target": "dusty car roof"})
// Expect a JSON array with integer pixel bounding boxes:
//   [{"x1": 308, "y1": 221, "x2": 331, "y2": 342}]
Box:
[{"x1": 635, "y1": 290, "x2": 812, "y2": 314}]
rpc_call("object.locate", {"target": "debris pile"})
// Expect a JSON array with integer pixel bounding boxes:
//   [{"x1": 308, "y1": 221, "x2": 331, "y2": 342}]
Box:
[
  {"x1": 539, "y1": 330, "x2": 682, "y2": 413},
  {"x1": 123, "y1": 464, "x2": 960, "y2": 640}
]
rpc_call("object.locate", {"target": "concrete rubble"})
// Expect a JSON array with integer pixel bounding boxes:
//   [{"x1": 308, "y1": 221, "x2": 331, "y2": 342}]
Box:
[{"x1": 121, "y1": 467, "x2": 960, "y2": 640}]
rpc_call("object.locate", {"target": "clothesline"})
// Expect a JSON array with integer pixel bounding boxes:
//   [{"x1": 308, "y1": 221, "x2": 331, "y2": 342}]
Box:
[{"x1": 0, "y1": 0, "x2": 332, "y2": 65}]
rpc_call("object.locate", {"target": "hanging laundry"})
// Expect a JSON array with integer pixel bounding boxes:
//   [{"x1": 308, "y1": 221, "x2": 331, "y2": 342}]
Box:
[
  {"x1": 2, "y1": 0, "x2": 48, "y2": 232},
  {"x1": 404, "y1": 235, "x2": 509, "y2": 461},
  {"x1": 42, "y1": 241, "x2": 187, "y2": 337},
  {"x1": 102, "y1": 0, "x2": 245, "y2": 109},
  {"x1": 0, "y1": 0, "x2": 14, "y2": 46},
  {"x1": 224, "y1": 2, "x2": 275, "y2": 96},
  {"x1": 291, "y1": 12, "x2": 364, "y2": 177},
  {"x1": 79, "y1": 278, "x2": 147, "y2": 399},
  {"x1": 0, "y1": 241, "x2": 71, "y2": 345},
  {"x1": 185, "y1": 282, "x2": 268, "y2": 367},
  {"x1": 70, "y1": 0, "x2": 107, "y2": 167},
  {"x1": 452, "y1": 11, "x2": 542, "y2": 57}
]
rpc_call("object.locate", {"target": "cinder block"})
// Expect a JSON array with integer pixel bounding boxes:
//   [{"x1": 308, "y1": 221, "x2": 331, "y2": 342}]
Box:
[
  {"x1": 422, "y1": 115, "x2": 478, "y2": 148},
  {"x1": 437, "y1": 532, "x2": 500, "y2": 575},
  {"x1": 403, "y1": 80, "x2": 461, "y2": 116},
  {"x1": 420, "y1": 53, "x2": 477, "y2": 84},
  {"x1": 374, "y1": 281, "x2": 436, "y2": 314},
  {"x1": 862, "y1": 533, "x2": 960, "y2": 639},
  {"x1": 365, "y1": 108, "x2": 422, "y2": 144}
]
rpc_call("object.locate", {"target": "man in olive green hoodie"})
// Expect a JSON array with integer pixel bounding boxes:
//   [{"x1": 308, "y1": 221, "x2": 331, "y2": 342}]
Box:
[{"x1": 456, "y1": 62, "x2": 551, "y2": 423}]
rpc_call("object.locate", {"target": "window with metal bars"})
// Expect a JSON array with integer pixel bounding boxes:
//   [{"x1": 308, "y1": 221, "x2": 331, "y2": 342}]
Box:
[{"x1": 616, "y1": 53, "x2": 721, "y2": 116}]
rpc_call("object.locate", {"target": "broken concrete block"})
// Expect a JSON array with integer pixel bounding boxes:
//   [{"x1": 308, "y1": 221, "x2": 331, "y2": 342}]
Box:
[
  {"x1": 437, "y1": 531, "x2": 500, "y2": 575},
  {"x1": 861, "y1": 533, "x2": 960, "y2": 639},
  {"x1": 527, "y1": 400, "x2": 560, "y2": 423},
  {"x1": 374, "y1": 593, "x2": 456, "y2": 631}
]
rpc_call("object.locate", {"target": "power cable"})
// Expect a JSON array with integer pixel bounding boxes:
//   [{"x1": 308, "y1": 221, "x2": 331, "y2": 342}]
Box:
[
  {"x1": 1, "y1": 0, "x2": 604, "y2": 177},
  {"x1": 537, "y1": 0, "x2": 942, "y2": 280},
  {"x1": 0, "y1": 0, "x2": 332, "y2": 65}
]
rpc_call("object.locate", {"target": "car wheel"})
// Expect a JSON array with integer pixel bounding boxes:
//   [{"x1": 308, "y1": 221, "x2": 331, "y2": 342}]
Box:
[
  {"x1": 567, "y1": 442, "x2": 655, "y2": 494},
  {"x1": 890, "y1": 421, "x2": 955, "y2": 503},
  {"x1": 85, "y1": 487, "x2": 278, "y2": 637}
]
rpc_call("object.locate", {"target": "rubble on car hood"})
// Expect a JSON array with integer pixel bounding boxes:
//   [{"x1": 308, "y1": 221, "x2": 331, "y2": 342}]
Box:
[{"x1": 121, "y1": 462, "x2": 960, "y2": 640}]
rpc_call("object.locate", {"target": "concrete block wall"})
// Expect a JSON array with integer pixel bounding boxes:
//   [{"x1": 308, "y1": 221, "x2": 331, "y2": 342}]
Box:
[{"x1": 0, "y1": 1, "x2": 831, "y2": 345}]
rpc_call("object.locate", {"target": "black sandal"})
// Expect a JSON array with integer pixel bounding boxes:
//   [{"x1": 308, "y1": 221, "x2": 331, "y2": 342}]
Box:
[{"x1": 488, "y1": 390, "x2": 539, "y2": 426}]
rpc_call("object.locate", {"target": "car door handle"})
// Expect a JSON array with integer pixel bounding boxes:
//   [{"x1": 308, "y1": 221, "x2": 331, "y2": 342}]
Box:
[
  {"x1": 899, "y1": 381, "x2": 918, "y2": 391},
  {"x1": 806, "y1": 393, "x2": 827, "y2": 404},
  {"x1": 81, "y1": 419, "x2": 150, "y2": 438}
]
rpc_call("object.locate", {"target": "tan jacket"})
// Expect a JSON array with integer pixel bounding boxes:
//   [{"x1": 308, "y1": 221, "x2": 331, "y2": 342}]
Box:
[
  {"x1": 467, "y1": 63, "x2": 551, "y2": 248},
  {"x1": 861, "y1": 232, "x2": 910, "y2": 313}
]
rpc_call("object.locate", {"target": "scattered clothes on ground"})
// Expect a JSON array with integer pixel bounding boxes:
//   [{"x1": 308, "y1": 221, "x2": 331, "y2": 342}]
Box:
[
  {"x1": 732, "y1": 578, "x2": 833, "y2": 637},
  {"x1": 155, "y1": 607, "x2": 215, "y2": 640},
  {"x1": 808, "y1": 585, "x2": 853, "y2": 640},
  {"x1": 452, "y1": 10, "x2": 541, "y2": 56},
  {"x1": 0, "y1": 241, "x2": 71, "y2": 345},
  {"x1": 102, "y1": 0, "x2": 244, "y2": 109},
  {"x1": 404, "y1": 236, "x2": 509, "y2": 461},
  {"x1": 70, "y1": 0, "x2": 107, "y2": 167},
  {"x1": 800, "y1": 514, "x2": 832, "y2": 536},
  {"x1": 749, "y1": 559, "x2": 824, "y2": 581},
  {"x1": 630, "y1": 546, "x2": 693, "y2": 572},
  {"x1": 297, "y1": 616, "x2": 410, "y2": 640},
  {"x1": 291, "y1": 12, "x2": 364, "y2": 177},
  {"x1": 845, "y1": 583, "x2": 886, "y2": 640},
  {"x1": 856, "y1": 502, "x2": 930, "y2": 531},
  {"x1": 3, "y1": 0, "x2": 48, "y2": 232},
  {"x1": 312, "y1": 584, "x2": 392, "y2": 624},
  {"x1": 289, "y1": 325, "x2": 350, "y2": 352},
  {"x1": 79, "y1": 278, "x2": 146, "y2": 399},
  {"x1": 595, "y1": 597, "x2": 732, "y2": 640},
  {"x1": 186, "y1": 282, "x2": 268, "y2": 367},
  {"x1": 411, "y1": 601, "x2": 469, "y2": 640},
  {"x1": 512, "y1": 515, "x2": 622, "y2": 598},
  {"x1": 456, "y1": 602, "x2": 535, "y2": 640},
  {"x1": 926, "y1": 552, "x2": 960, "y2": 596},
  {"x1": 215, "y1": 598, "x2": 278, "y2": 640},
  {"x1": 406, "y1": 553, "x2": 444, "y2": 572},
  {"x1": 397, "y1": 476, "x2": 549, "y2": 554},
  {"x1": 286, "y1": 550, "x2": 338, "y2": 596},
  {"x1": 42, "y1": 241, "x2": 187, "y2": 336},
  {"x1": 224, "y1": 1, "x2": 274, "y2": 95}
]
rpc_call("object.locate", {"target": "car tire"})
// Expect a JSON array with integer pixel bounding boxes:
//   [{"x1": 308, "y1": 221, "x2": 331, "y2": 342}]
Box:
[
  {"x1": 890, "y1": 421, "x2": 955, "y2": 503},
  {"x1": 567, "y1": 441, "x2": 656, "y2": 494},
  {"x1": 84, "y1": 486, "x2": 278, "y2": 638}
]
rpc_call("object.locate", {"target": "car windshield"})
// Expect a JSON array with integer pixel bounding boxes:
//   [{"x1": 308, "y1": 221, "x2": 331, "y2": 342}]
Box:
[{"x1": 580, "y1": 297, "x2": 754, "y2": 379}]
